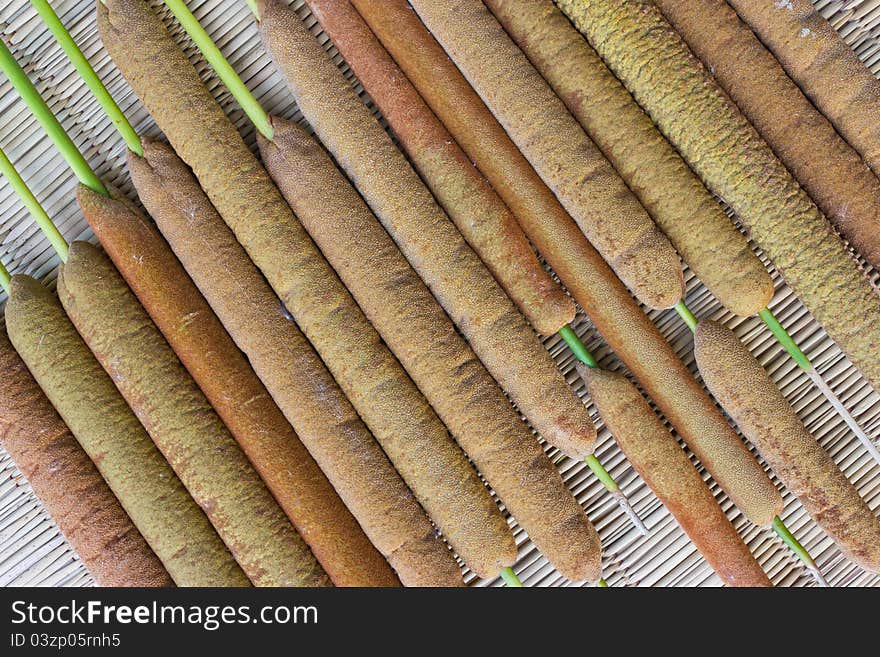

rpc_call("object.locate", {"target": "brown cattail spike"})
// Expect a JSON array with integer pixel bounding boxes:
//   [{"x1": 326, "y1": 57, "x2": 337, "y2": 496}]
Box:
[
  {"x1": 77, "y1": 182, "x2": 397, "y2": 587},
  {"x1": 261, "y1": 116, "x2": 601, "y2": 582},
  {"x1": 6, "y1": 274, "x2": 247, "y2": 586},
  {"x1": 656, "y1": 0, "x2": 880, "y2": 270},
  {"x1": 483, "y1": 0, "x2": 773, "y2": 317},
  {"x1": 695, "y1": 320, "x2": 880, "y2": 573},
  {"x1": 728, "y1": 0, "x2": 880, "y2": 177},
  {"x1": 0, "y1": 330, "x2": 172, "y2": 587},
  {"x1": 303, "y1": 0, "x2": 574, "y2": 334},
  {"x1": 404, "y1": 0, "x2": 684, "y2": 310},
  {"x1": 578, "y1": 364, "x2": 772, "y2": 587},
  {"x1": 57, "y1": 241, "x2": 329, "y2": 587},
  {"x1": 556, "y1": 0, "x2": 880, "y2": 395},
  {"x1": 128, "y1": 141, "x2": 459, "y2": 588},
  {"x1": 260, "y1": 0, "x2": 598, "y2": 462}
]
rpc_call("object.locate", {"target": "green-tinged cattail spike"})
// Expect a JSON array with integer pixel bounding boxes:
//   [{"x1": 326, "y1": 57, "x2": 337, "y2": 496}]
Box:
[
  {"x1": 30, "y1": 0, "x2": 142, "y2": 157},
  {"x1": 167, "y1": 0, "x2": 642, "y2": 554},
  {"x1": 163, "y1": 0, "x2": 273, "y2": 140},
  {"x1": 0, "y1": 147, "x2": 69, "y2": 261},
  {"x1": 0, "y1": 39, "x2": 106, "y2": 196},
  {"x1": 678, "y1": 302, "x2": 827, "y2": 586}
]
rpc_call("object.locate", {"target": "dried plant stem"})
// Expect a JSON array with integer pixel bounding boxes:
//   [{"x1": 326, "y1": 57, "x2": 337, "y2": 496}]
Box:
[{"x1": 175, "y1": 0, "x2": 638, "y2": 547}]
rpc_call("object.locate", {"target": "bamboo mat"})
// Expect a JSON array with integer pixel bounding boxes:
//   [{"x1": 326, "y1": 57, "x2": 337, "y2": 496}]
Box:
[{"x1": 1, "y1": 0, "x2": 879, "y2": 588}]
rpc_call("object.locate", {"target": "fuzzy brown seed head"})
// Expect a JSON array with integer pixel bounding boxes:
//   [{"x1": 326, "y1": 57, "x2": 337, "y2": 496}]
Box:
[
  {"x1": 304, "y1": 0, "x2": 574, "y2": 334},
  {"x1": 407, "y1": 0, "x2": 684, "y2": 310},
  {"x1": 100, "y1": 0, "x2": 462, "y2": 586},
  {"x1": 0, "y1": 330, "x2": 172, "y2": 587},
  {"x1": 58, "y1": 241, "x2": 329, "y2": 587},
  {"x1": 261, "y1": 117, "x2": 516, "y2": 579},
  {"x1": 656, "y1": 0, "x2": 880, "y2": 272},
  {"x1": 262, "y1": 0, "x2": 598, "y2": 463},
  {"x1": 357, "y1": 0, "x2": 781, "y2": 527},
  {"x1": 580, "y1": 289, "x2": 783, "y2": 526},
  {"x1": 130, "y1": 139, "x2": 458, "y2": 587},
  {"x1": 728, "y1": 0, "x2": 880, "y2": 177},
  {"x1": 6, "y1": 273, "x2": 246, "y2": 586},
  {"x1": 78, "y1": 180, "x2": 397, "y2": 587},
  {"x1": 557, "y1": 0, "x2": 880, "y2": 393},
  {"x1": 262, "y1": 114, "x2": 604, "y2": 581},
  {"x1": 486, "y1": 0, "x2": 773, "y2": 316},
  {"x1": 695, "y1": 320, "x2": 880, "y2": 572},
  {"x1": 578, "y1": 363, "x2": 772, "y2": 586}
]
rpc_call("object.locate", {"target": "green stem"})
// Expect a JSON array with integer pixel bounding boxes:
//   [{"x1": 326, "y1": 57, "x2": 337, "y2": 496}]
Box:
[
  {"x1": 585, "y1": 454, "x2": 618, "y2": 491},
  {"x1": 0, "y1": 38, "x2": 107, "y2": 196},
  {"x1": 772, "y1": 515, "x2": 827, "y2": 586},
  {"x1": 30, "y1": 0, "x2": 142, "y2": 156},
  {"x1": 674, "y1": 300, "x2": 698, "y2": 333},
  {"x1": 558, "y1": 323, "x2": 598, "y2": 367},
  {"x1": 760, "y1": 308, "x2": 876, "y2": 462},
  {"x1": 557, "y1": 326, "x2": 620, "y2": 495},
  {"x1": 758, "y1": 308, "x2": 812, "y2": 371},
  {"x1": 0, "y1": 147, "x2": 69, "y2": 261},
  {"x1": 162, "y1": 0, "x2": 274, "y2": 140},
  {"x1": 243, "y1": 0, "x2": 260, "y2": 19},
  {"x1": 499, "y1": 566, "x2": 523, "y2": 587},
  {"x1": 596, "y1": 577, "x2": 608, "y2": 587},
  {"x1": 0, "y1": 260, "x2": 10, "y2": 295},
  {"x1": 771, "y1": 516, "x2": 814, "y2": 568}
]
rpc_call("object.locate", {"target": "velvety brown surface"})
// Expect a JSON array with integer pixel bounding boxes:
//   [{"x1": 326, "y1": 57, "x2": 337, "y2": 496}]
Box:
[
  {"x1": 128, "y1": 137, "x2": 510, "y2": 580},
  {"x1": 0, "y1": 330, "x2": 171, "y2": 587},
  {"x1": 405, "y1": 0, "x2": 683, "y2": 310},
  {"x1": 696, "y1": 321, "x2": 880, "y2": 573},
  {"x1": 262, "y1": 117, "x2": 601, "y2": 582},
  {"x1": 657, "y1": 0, "x2": 880, "y2": 270},
  {"x1": 305, "y1": 0, "x2": 573, "y2": 335},
  {"x1": 98, "y1": 0, "x2": 462, "y2": 586},
  {"x1": 729, "y1": 0, "x2": 880, "y2": 177},
  {"x1": 557, "y1": 0, "x2": 880, "y2": 396},
  {"x1": 580, "y1": 366, "x2": 772, "y2": 587},
  {"x1": 359, "y1": 0, "x2": 782, "y2": 526},
  {"x1": 6, "y1": 274, "x2": 246, "y2": 586},
  {"x1": 261, "y1": 123, "x2": 517, "y2": 580},
  {"x1": 78, "y1": 183, "x2": 397, "y2": 587},
  {"x1": 260, "y1": 0, "x2": 598, "y2": 464},
  {"x1": 57, "y1": 241, "x2": 329, "y2": 587},
  {"x1": 484, "y1": 0, "x2": 773, "y2": 317},
  {"x1": 130, "y1": 141, "x2": 452, "y2": 587}
]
